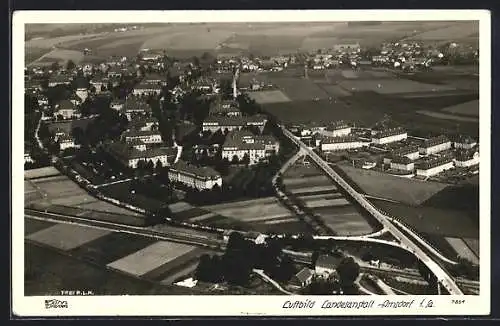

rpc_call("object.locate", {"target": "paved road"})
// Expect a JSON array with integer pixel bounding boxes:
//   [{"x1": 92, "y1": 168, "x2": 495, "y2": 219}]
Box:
[
  {"x1": 253, "y1": 269, "x2": 294, "y2": 295},
  {"x1": 281, "y1": 126, "x2": 464, "y2": 295}
]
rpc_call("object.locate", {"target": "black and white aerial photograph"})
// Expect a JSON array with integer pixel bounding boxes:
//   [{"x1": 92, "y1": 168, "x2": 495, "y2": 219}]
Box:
[{"x1": 14, "y1": 10, "x2": 490, "y2": 317}]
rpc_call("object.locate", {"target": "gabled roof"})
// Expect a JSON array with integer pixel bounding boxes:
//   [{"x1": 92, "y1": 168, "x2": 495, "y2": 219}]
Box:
[
  {"x1": 169, "y1": 159, "x2": 221, "y2": 179},
  {"x1": 56, "y1": 99, "x2": 75, "y2": 111},
  {"x1": 74, "y1": 76, "x2": 90, "y2": 89},
  {"x1": 294, "y1": 267, "x2": 314, "y2": 283}
]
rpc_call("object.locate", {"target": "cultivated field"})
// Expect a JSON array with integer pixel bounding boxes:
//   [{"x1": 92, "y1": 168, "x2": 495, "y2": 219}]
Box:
[
  {"x1": 269, "y1": 77, "x2": 329, "y2": 101},
  {"x1": 316, "y1": 206, "x2": 375, "y2": 236},
  {"x1": 201, "y1": 197, "x2": 293, "y2": 222},
  {"x1": 416, "y1": 110, "x2": 479, "y2": 122},
  {"x1": 463, "y1": 238, "x2": 479, "y2": 257},
  {"x1": 247, "y1": 90, "x2": 292, "y2": 104},
  {"x1": 441, "y1": 99, "x2": 479, "y2": 117},
  {"x1": 27, "y1": 223, "x2": 112, "y2": 251},
  {"x1": 404, "y1": 21, "x2": 479, "y2": 43},
  {"x1": 33, "y1": 49, "x2": 85, "y2": 66},
  {"x1": 24, "y1": 219, "x2": 215, "y2": 295},
  {"x1": 282, "y1": 162, "x2": 379, "y2": 236},
  {"x1": 24, "y1": 166, "x2": 60, "y2": 179},
  {"x1": 319, "y1": 84, "x2": 353, "y2": 97},
  {"x1": 336, "y1": 164, "x2": 448, "y2": 205},
  {"x1": 372, "y1": 199, "x2": 478, "y2": 239},
  {"x1": 107, "y1": 241, "x2": 196, "y2": 277},
  {"x1": 25, "y1": 170, "x2": 143, "y2": 217},
  {"x1": 338, "y1": 79, "x2": 456, "y2": 95},
  {"x1": 26, "y1": 21, "x2": 478, "y2": 64},
  {"x1": 445, "y1": 237, "x2": 479, "y2": 264}
]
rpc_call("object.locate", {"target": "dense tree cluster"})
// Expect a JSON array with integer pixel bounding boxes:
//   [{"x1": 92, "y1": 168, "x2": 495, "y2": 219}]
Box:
[{"x1": 195, "y1": 233, "x2": 296, "y2": 286}]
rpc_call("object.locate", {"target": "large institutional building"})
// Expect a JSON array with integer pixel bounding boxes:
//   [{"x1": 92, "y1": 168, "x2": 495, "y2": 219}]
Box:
[
  {"x1": 121, "y1": 129, "x2": 163, "y2": 144},
  {"x1": 319, "y1": 135, "x2": 364, "y2": 152},
  {"x1": 454, "y1": 149, "x2": 480, "y2": 168},
  {"x1": 104, "y1": 141, "x2": 176, "y2": 169},
  {"x1": 167, "y1": 160, "x2": 222, "y2": 190},
  {"x1": 419, "y1": 135, "x2": 452, "y2": 156},
  {"x1": 416, "y1": 155, "x2": 454, "y2": 177},
  {"x1": 315, "y1": 120, "x2": 352, "y2": 138},
  {"x1": 202, "y1": 115, "x2": 268, "y2": 133},
  {"x1": 371, "y1": 127, "x2": 407, "y2": 145},
  {"x1": 222, "y1": 130, "x2": 280, "y2": 165}
]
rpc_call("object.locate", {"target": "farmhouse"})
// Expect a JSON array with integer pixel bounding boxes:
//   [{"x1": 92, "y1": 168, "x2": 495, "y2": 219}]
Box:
[
  {"x1": 316, "y1": 120, "x2": 351, "y2": 138},
  {"x1": 222, "y1": 130, "x2": 279, "y2": 165},
  {"x1": 121, "y1": 129, "x2": 163, "y2": 145},
  {"x1": 371, "y1": 127, "x2": 407, "y2": 145},
  {"x1": 54, "y1": 100, "x2": 80, "y2": 120},
  {"x1": 319, "y1": 135, "x2": 364, "y2": 152},
  {"x1": 454, "y1": 149, "x2": 479, "y2": 168},
  {"x1": 289, "y1": 267, "x2": 314, "y2": 289},
  {"x1": 132, "y1": 81, "x2": 162, "y2": 96},
  {"x1": 419, "y1": 135, "x2": 452, "y2": 156},
  {"x1": 416, "y1": 155, "x2": 454, "y2": 177},
  {"x1": 168, "y1": 160, "x2": 222, "y2": 190},
  {"x1": 315, "y1": 254, "x2": 342, "y2": 278},
  {"x1": 389, "y1": 156, "x2": 415, "y2": 172},
  {"x1": 48, "y1": 75, "x2": 72, "y2": 87},
  {"x1": 202, "y1": 115, "x2": 267, "y2": 133},
  {"x1": 57, "y1": 134, "x2": 79, "y2": 151},
  {"x1": 90, "y1": 75, "x2": 108, "y2": 93},
  {"x1": 104, "y1": 141, "x2": 176, "y2": 169}
]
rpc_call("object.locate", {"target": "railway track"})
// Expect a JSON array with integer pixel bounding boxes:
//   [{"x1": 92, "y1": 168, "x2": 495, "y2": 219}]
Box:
[{"x1": 25, "y1": 208, "x2": 224, "y2": 250}]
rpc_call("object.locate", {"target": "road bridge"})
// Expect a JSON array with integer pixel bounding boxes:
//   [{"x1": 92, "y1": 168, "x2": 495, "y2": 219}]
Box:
[{"x1": 281, "y1": 126, "x2": 464, "y2": 295}]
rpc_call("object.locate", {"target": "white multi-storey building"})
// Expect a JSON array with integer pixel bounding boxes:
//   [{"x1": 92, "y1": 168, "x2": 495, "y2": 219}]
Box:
[
  {"x1": 384, "y1": 145, "x2": 419, "y2": 164},
  {"x1": 390, "y1": 156, "x2": 415, "y2": 172},
  {"x1": 320, "y1": 135, "x2": 364, "y2": 152},
  {"x1": 416, "y1": 156, "x2": 454, "y2": 177},
  {"x1": 454, "y1": 136, "x2": 478, "y2": 150},
  {"x1": 316, "y1": 120, "x2": 351, "y2": 138},
  {"x1": 454, "y1": 150, "x2": 479, "y2": 167},
  {"x1": 202, "y1": 115, "x2": 267, "y2": 133},
  {"x1": 122, "y1": 129, "x2": 163, "y2": 145},
  {"x1": 222, "y1": 130, "x2": 279, "y2": 165},
  {"x1": 371, "y1": 127, "x2": 407, "y2": 145},
  {"x1": 105, "y1": 141, "x2": 175, "y2": 169},
  {"x1": 419, "y1": 135, "x2": 452, "y2": 156},
  {"x1": 168, "y1": 160, "x2": 222, "y2": 190}
]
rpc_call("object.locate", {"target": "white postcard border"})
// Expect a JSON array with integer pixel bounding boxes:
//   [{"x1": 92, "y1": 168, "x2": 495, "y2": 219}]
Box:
[{"x1": 12, "y1": 10, "x2": 491, "y2": 317}]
